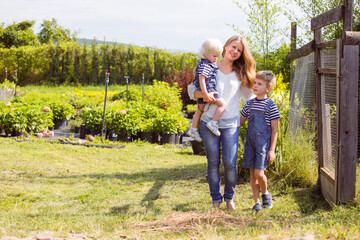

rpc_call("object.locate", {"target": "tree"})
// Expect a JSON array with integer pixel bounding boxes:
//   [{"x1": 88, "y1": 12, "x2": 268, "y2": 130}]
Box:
[
  {"x1": 38, "y1": 18, "x2": 77, "y2": 44},
  {"x1": 0, "y1": 20, "x2": 39, "y2": 48},
  {"x1": 231, "y1": 0, "x2": 285, "y2": 70},
  {"x1": 284, "y1": 0, "x2": 360, "y2": 44}
]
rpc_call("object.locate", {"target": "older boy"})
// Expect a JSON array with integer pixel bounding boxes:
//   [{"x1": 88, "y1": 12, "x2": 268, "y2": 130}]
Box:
[{"x1": 240, "y1": 70, "x2": 280, "y2": 211}]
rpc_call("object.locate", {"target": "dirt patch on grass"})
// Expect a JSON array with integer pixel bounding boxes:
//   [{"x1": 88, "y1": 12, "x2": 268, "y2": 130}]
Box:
[{"x1": 135, "y1": 211, "x2": 265, "y2": 232}]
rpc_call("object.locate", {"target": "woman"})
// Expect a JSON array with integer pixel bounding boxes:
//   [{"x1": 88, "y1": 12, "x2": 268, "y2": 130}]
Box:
[{"x1": 188, "y1": 35, "x2": 256, "y2": 210}]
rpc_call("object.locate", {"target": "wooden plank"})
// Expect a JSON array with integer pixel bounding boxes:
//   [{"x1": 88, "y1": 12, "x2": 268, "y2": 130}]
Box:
[
  {"x1": 288, "y1": 40, "x2": 315, "y2": 60},
  {"x1": 315, "y1": 29, "x2": 323, "y2": 173},
  {"x1": 316, "y1": 40, "x2": 337, "y2": 49},
  {"x1": 318, "y1": 68, "x2": 337, "y2": 74},
  {"x1": 321, "y1": 171, "x2": 336, "y2": 203},
  {"x1": 320, "y1": 167, "x2": 335, "y2": 184},
  {"x1": 336, "y1": 39, "x2": 342, "y2": 204},
  {"x1": 342, "y1": 0, "x2": 353, "y2": 40},
  {"x1": 345, "y1": 31, "x2": 360, "y2": 45},
  {"x1": 337, "y1": 44, "x2": 359, "y2": 203},
  {"x1": 311, "y1": 6, "x2": 343, "y2": 31}
]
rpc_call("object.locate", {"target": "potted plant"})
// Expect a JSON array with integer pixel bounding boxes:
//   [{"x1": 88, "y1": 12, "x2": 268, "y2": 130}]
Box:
[
  {"x1": 154, "y1": 109, "x2": 189, "y2": 144},
  {"x1": 80, "y1": 106, "x2": 104, "y2": 136},
  {"x1": 1, "y1": 103, "x2": 27, "y2": 136},
  {"x1": 49, "y1": 102, "x2": 76, "y2": 129},
  {"x1": 106, "y1": 104, "x2": 141, "y2": 142},
  {"x1": 26, "y1": 104, "x2": 54, "y2": 134}
]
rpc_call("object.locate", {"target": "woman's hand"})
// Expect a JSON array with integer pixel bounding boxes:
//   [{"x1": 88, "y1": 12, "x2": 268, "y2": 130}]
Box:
[{"x1": 194, "y1": 90, "x2": 218, "y2": 103}]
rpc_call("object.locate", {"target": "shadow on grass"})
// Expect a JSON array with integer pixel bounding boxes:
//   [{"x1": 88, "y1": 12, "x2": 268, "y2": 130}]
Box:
[
  {"x1": 50, "y1": 163, "x2": 207, "y2": 213},
  {"x1": 275, "y1": 184, "x2": 331, "y2": 215}
]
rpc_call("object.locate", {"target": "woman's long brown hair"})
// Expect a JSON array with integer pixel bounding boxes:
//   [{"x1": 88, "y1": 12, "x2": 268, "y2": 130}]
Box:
[{"x1": 222, "y1": 35, "x2": 256, "y2": 88}]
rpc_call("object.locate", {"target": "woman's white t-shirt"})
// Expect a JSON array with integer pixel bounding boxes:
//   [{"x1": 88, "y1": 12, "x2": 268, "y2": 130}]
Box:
[{"x1": 190, "y1": 69, "x2": 254, "y2": 128}]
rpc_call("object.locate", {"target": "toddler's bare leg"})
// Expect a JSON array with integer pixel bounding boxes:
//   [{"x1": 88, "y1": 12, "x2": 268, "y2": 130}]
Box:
[
  {"x1": 191, "y1": 104, "x2": 206, "y2": 128},
  {"x1": 212, "y1": 98, "x2": 227, "y2": 122}
]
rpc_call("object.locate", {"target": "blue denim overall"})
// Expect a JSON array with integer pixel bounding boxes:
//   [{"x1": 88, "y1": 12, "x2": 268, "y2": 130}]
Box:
[{"x1": 243, "y1": 100, "x2": 273, "y2": 170}]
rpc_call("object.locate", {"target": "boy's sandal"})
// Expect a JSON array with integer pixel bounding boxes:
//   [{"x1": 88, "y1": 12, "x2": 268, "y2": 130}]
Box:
[
  {"x1": 262, "y1": 193, "x2": 273, "y2": 209},
  {"x1": 252, "y1": 202, "x2": 262, "y2": 211}
]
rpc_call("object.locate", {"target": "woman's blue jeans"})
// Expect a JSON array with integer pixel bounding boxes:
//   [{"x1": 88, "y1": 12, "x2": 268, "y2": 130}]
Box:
[{"x1": 200, "y1": 121, "x2": 239, "y2": 203}]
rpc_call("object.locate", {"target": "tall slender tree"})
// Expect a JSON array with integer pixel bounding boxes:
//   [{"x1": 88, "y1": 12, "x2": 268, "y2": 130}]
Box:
[{"x1": 231, "y1": 0, "x2": 285, "y2": 70}]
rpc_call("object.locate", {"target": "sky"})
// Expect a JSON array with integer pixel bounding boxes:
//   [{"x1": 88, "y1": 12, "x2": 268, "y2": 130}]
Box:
[{"x1": 0, "y1": 0, "x2": 250, "y2": 53}]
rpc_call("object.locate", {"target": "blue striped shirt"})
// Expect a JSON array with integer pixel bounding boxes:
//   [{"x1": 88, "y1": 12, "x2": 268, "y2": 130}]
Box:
[
  {"x1": 196, "y1": 60, "x2": 216, "y2": 78},
  {"x1": 241, "y1": 98, "x2": 280, "y2": 126}
]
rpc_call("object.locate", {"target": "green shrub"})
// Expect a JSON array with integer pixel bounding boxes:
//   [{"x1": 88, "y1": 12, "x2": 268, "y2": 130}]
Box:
[
  {"x1": 106, "y1": 101, "x2": 141, "y2": 136},
  {"x1": 279, "y1": 128, "x2": 318, "y2": 187},
  {"x1": 25, "y1": 104, "x2": 54, "y2": 133},
  {"x1": 0, "y1": 103, "x2": 27, "y2": 133},
  {"x1": 80, "y1": 105, "x2": 104, "y2": 131},
  {"x1": 66, "y1": 89, "x2": 108, "y2": 109},
  {"x1": 110, "y1": 88, "x2": 143, "y2": 102},
  {"x1": 49, "y1": 102, "x2": 76, "y2": 121},
  {"x1": 147, "y1": 80, "x2": 182, "y2": 112},
  {"x1": 153, "y1": 109, "x2": 189, "y2": 134}
]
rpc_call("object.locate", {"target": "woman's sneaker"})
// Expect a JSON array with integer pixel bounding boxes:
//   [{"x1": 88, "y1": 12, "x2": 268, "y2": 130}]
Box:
[
  {"x1": 206, "y1": 120, "x2": 220, "y2": 136},
  {"x1": 262, "y1": 192, "x2": 273, "y2": 209},
  {"x1": 187, "y1": 129, "x2": 202, "y2": 142}
]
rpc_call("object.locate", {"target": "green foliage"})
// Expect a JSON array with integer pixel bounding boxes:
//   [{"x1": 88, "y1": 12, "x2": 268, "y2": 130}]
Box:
[
  {"x1": 49, "y1": 102, "x2": 76, "y2": 120},
  {"x1": 80, "y1": 105, "x2": 104, "y2": 131},
  {"x1": 277, "y1": 128, "x2": 318, "y2": 187},
  {"x1": 153, "y1": 109, "x2": 189, "y2": 134},
  {"x1": 25, "y1": 104, "x2": 54, "y2": 133},
  {"x1": 232, "y1": 0, "x2": 285, "y2": 70},
  {"x1": 0, "y1": 20, "x2": 39, "y2": 48},
  {"x1": 0, "y1": 41, "x2": 197, "y2": 86},
  {"x1": 0, "y1": 102, "x2": 28, "y2": 132},
  {"x1": 110, "y1": 88, "x2": 142, "y2": 102},
  {"x1": 186, "y1": 104, "x2": 197, "y2": 113},
  {"x1": 284, "y1": 0, "x2": 360, "y2": 44},
  {"x1": 66, "y1": 89, "x2": 107, "y2": 108},
  {"x1": 106, "y1": 101, "x2": 141, "y2": 136},
  {"x1": 147, "y1": 80, "x2": 182, "y2": 112},
  {"x1": 38, "y1": 18, "x2": 76, "y2": 44}
]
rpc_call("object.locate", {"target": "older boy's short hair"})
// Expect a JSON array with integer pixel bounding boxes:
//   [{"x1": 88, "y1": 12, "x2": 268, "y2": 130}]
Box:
[
  {"x1": 198, "y1": 38, "x2": 223, "y2": 59},
  {"x1": 256, "y1": 70, "x2": 276, "y2": 88}
]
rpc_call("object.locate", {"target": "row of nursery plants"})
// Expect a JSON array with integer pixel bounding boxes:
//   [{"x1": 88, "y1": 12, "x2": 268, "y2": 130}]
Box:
[
  {"x1": 0, "y1": 41, "x2": 198, "y2": 86},
  {"x1": 0, "y1": 80, "x2": 189, "y2": 140}
]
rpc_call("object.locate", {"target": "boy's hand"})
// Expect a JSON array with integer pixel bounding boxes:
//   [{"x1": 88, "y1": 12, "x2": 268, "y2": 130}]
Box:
[{"x1": 267, "y1": 150, "x2": 275, "y2": 165}]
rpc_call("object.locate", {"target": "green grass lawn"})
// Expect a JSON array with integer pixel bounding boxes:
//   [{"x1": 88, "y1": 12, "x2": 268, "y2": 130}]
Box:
[{"x1": 0, "y1": 137, "x2": 359, "y2": 239}]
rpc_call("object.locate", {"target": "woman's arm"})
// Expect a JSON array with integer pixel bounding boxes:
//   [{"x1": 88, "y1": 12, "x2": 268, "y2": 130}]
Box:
[{"x1": 240, "y1": 84, "x2": 255, "y2": 104}]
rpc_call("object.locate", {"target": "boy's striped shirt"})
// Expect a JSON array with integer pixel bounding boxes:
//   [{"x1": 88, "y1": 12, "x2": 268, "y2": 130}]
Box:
[{"x1": 241, "y1": 97, "x2": 280, "y2": 126}]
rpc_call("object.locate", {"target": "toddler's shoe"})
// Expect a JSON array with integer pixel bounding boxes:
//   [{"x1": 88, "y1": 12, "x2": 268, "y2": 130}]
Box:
[
  {"x1": 262, "y1": 192, "x2": 273, "y2": 209},
  {"x1": 252, "y1": 202, "x2": 262, "y2": 211},
  {"x1": 206, "y1": 120, "x2": 220, "y2": 136},
  {"x1": 187, "y1": 128, "x2": 202, "y2": 142}
]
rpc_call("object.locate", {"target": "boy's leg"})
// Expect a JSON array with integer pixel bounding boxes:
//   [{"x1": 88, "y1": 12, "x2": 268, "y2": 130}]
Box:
[
  {"x1": 212, "y1": 98, "x2": 227, "y2": 122},
  {"x1": 250, "y1": 168, "x2": 261, "y2": 203},
  {"x1": 253, "y1": 169, "x2": 267, "y2": 194}
]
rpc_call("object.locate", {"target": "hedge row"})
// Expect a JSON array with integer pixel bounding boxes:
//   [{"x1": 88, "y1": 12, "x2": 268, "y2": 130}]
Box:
[{"x1": 0, "y1": 41, "x2": 198, "y2": 86}]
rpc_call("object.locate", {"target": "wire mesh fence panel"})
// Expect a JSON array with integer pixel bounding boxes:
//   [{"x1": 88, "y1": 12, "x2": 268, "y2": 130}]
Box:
[
  {"x1": 321, "y1": 47, "x2": 337, "y2": 176},
  {"x1": 289, "y1": 53, "x2": 316, "y2": 136}
]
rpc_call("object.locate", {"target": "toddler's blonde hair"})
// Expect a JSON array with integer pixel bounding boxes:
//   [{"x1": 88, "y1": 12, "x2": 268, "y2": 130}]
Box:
[
  {"x1": 256, "y1": 70, "x2": 276, "y2": 88},
  {"x1": 198, "y1": 38, "x2": 223, "y2": 59}
]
